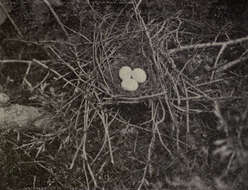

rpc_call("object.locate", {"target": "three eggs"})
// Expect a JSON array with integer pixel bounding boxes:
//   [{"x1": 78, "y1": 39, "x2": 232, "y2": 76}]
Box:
[{"x1": 119, "y1": 66, "x2": 147, "y2": 92}]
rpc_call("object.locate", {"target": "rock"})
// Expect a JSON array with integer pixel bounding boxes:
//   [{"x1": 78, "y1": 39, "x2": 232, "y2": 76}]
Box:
[
  {"x1": 0, "y1": 104, "x2": 52, "y2": 130},
  {"x1": 0, "y1": 92, "x2": 9, "y2": 105}
]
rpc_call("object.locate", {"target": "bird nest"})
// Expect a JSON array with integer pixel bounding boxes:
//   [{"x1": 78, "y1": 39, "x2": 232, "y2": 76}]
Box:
[{"x1": 98, "y1": 53, "x2": 165, "y2": 103}]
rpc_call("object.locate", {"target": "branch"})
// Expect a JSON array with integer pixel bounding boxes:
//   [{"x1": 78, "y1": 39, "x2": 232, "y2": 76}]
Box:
[{"x1": 166, "y1": 35, "x2": 248, "y2": 54}]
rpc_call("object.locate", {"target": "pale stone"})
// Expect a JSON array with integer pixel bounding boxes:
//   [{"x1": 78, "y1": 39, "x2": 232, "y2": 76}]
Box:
[
  {"x1": 0, "y1": 93, "x2": 9, "y2": 104},
  {"x1": 0, "y1": 104, "x2": 52, "y2": 130}
]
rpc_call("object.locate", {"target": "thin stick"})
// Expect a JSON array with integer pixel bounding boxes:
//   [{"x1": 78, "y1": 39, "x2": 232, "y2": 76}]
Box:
[
  {"x1": 215, "y1": 54, "x2": 248, "y2": 73},
  {"x1": 69, "y1": 99, "x2": 84, "y2": 169},
  {"x1": 41, "y1": 0, "x2": 69, "y2": 38},
  {"x1": 211, "y1": 44, "x2": 226, "y2": 80},
  {"x1": 0, "y1": 1, "x2": 23, "y2": 37},
  {"x1": 137, "y1": 100, "x2": 156, "y2": 190},
  {"x1": 167, "y1": 35, "x2": 248, "y2": 54},
  {"x1": 182, "y1": 78, "x2": 190, "y2": 133},
  {"x1": 98, "y1": 110, "x2": 116, "y2": 164}
]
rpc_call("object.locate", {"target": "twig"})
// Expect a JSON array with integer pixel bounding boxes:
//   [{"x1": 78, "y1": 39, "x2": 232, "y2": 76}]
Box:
[
  {"x1": 32, "y1": 59, "x2": 99, "y2": 96},
  {"x1": 83, "y1": 160, "x2": 90, "y2": 190},
  {"x1": 155, "y1": 99, "x2": 173, "y2": 157},
  {"x1": 182, "y1": 78, "x2": 190, "y2": 133},
  {"x1": 93, "y1": 31, "x2": 112, "y2": 94},
  {"x1": 41, "y1": 0, "x2": 69, "y2": 38},
  {"x1": 133, "y1": 0, "x2": 165, "y2": 91},
  {"x1": 109, "y1": 91, "x2": 168, "y2": 101},
  {"x1": 0, "y1": 59, "x2": 39, "y2": 64},
  {"x1": 167, "y1": 35, "x2": 248, "y2": 54},
  {"x1": 137, "y1": 100, "x2": 156, "y2": 190},
  {"x1": 211, "y1": 44, "x2": 227, "y2": 80},
  {"x1": 98, "y1": 110, "x2": 117, "y2": 164},
  {"x1": 69, "y1": 99, "x2": 84, "y2": 169},
  {"x1": 215, "y1": 54, "x2": 248, "y2": 73},
  {"x1": 64, "y1": 25, "x2": 91, "y2": 43},
  {"x1": 86, "y1": 161, "x2": 98, "y2": 188},
  {"x1": 37, "y1": 162, "x2": 64, "y2": 187},
  {"x1": 0, "y1": 1, "x2": 23, "y2": 37}
]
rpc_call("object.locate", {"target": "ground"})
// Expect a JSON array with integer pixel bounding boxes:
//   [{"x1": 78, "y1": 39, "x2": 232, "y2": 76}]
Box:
[{"x1": 0, "y1": 0, "x2": 248, "y2": 190}]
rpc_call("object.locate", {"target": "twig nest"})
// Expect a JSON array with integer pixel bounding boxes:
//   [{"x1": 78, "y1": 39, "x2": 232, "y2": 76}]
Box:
[
  {"x1": 131, "y1": 68, "x2": 147, "y2": 83},
  {"x1": 119, "y1": 66, "x2": 132, "y2": 80},
  {"x1": 121, "y1": 79, "x2": 138, "y2": 92}
]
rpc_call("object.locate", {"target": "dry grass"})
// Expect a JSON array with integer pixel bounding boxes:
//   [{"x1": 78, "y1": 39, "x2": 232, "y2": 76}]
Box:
[{"x1": 0, "y1": 0, "x2": 248, "y2": 189}]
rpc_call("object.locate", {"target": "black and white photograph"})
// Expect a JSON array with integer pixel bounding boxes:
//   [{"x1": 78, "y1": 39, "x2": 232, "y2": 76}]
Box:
[{"x1": 0, "y1": 0, "x2": 248, "y2": 189}]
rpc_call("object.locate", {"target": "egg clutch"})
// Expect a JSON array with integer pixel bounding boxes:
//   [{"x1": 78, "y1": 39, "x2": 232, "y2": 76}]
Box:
[{"x1": 119, "y1": 66, "x2": 147, "y2": 92}]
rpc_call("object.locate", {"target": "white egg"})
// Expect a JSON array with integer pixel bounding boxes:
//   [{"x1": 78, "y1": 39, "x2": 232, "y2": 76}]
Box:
[
  {"x1": 121, "y1": 78, "x2": 139, "y2": 92},
  {"x1": 131, "y1": 68, "x2": 147, "y2": 83},
  {"x1": 119, "y1": 66, "x2": 132, "y2": 80}
]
